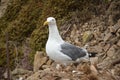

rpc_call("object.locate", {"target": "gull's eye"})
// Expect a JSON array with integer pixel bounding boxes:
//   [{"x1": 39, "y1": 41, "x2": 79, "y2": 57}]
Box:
[{"x1": 52, "y1": 19, "x2": 54, "y2": 21}]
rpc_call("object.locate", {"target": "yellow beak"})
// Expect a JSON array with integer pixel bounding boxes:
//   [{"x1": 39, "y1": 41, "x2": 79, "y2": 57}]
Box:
[{"x1": 43, "y1": 21, "x2": 48, "y2": 26}]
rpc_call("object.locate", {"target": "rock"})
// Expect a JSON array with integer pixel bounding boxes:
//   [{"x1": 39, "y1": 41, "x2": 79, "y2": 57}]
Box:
[
  {"x1": 62, "y1": 79, "x2": 71, "y2": 80},
  {"x1": 82, "y1": 31, "x2": 93, "y2": 43},
  {"x1": 77, "y1": 63, "x2": 91, "y2": 74},
  {"x1": 70, "y1": 24, "x2": 77, "y2": 38},
  {"x1": 110, "y1": 24, "x2": 120, "y2": 33},
  {"x1": 117, "y1": 40, "x2": 120, "y2": 46},
  {"x1": 90, "y1": 40, "x2": 97, "y2": 46},
  {"x1": 92, "y1": 45, "x2": 103, "y2": 53},
  {"x1": 104, "y1": 33, "x2": 113, "y2": 42},
  {"x1": 118, "y1": 19, "x2": 120, "y2": 25},
  {"x1": 3, "y1": 70, "x2": 12, "y2": 79},
  {"x1": 98, "y1": 24, "x2": 106, "y2": 32},
  {"x1": 108, "y1": 14, "x2": 115, "y2": 26},
  {"x1": 33, "y1": 51, "x2": 48, "y2": 72},
  {"x1": 107, "y1": 45, "x2": 116, "y2": 57},
  {"x1": 87, "y1": 73, "x2": 98, "y2": 80},
  {"x1": 70, "y1": 24, "x2": 80, "y2": 45},
  {"x1": 46, "y1": 59, "x2": 53, "y2": 66},
  {"x1": 3, "y1": 68, "x2": 32, "y2": 80},
  {"x1": 26, "y1": 71, "x2": 41, "y2": 80},
  {"x1": 90, "y1": 57, "x2": 98, "y2": 65},
  {"x1": 116, "y1": 28, "x2": 120, "y2": 37},
  {"x1": 65, "y1": 65, "x2": 74, "y2": 72},
  {"x1": 93, "y1": 31, "x2": 101, "y2": 40},
  {"x1": 97, "y1": 59, "x2": 110, "y2": 69},
  {"x1": 42, "y1": 65, "x2": 50, "y2": 69},
  {"x1": 18, "y1": 77, "x2": 23, "y2": 80},
  {"x1": 41, "y1": 57, "x2": 48, "y2": 64},
  {"x1": 90, "y1": 65, "x2": 98, "y2": 75},
  {"x1": 103, "y1": 43, "x2": 111, "y2": 52},
  {"x1": 109, "y1": 37, "x2": 119, "y2": 45},
  {"x1": 12, "y1": 68, "x2": 31, "y2": 75}
]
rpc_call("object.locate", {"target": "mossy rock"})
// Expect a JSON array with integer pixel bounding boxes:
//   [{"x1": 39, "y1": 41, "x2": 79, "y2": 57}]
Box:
[{"x1": 82, "y1": 31, "x2": 93, "y2": 43}]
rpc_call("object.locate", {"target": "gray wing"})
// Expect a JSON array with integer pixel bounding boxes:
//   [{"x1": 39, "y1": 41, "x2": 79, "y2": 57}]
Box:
[{"x1": 60, "y1": 42, "x2": 87, "y2": 61}]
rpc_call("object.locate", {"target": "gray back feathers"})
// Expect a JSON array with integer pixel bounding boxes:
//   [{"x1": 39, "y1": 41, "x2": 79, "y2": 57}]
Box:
[{"x1": 60, "y1": 42, "x2": 87, "y2": 61}]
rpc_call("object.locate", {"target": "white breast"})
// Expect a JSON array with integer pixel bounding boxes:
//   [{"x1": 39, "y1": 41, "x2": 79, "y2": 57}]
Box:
[{"x1": 46, "y1": 40, "x2": 72, "y2": 64}]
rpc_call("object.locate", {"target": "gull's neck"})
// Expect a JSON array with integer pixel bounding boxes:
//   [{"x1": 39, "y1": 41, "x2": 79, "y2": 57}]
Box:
[{"x1": 48, "y1": 24, "x2": 63, "y2": 43}]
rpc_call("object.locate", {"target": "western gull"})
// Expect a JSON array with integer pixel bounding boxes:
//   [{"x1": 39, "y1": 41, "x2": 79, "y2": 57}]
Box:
[{"x1": 44, "y1": 17, "x2": 89, "y2": 65}]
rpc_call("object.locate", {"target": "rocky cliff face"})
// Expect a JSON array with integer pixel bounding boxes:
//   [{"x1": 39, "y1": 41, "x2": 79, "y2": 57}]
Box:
[
  {"x1": 25, "y1": 1, "x2": 120, "y2": 79},
  {"x1": 0, "y1": 0, "x2": 120, "y2": 80}
]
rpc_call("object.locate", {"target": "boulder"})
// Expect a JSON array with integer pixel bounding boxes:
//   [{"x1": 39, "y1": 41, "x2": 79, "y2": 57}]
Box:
[{"x1": 33, "y1": 51, "x2": 48, "y2": 72}]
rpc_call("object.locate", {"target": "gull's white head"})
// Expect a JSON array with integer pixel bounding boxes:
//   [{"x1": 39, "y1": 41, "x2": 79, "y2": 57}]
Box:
[{"x1": 44, "y1": 17, "x2": 56, "y2": 26}]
